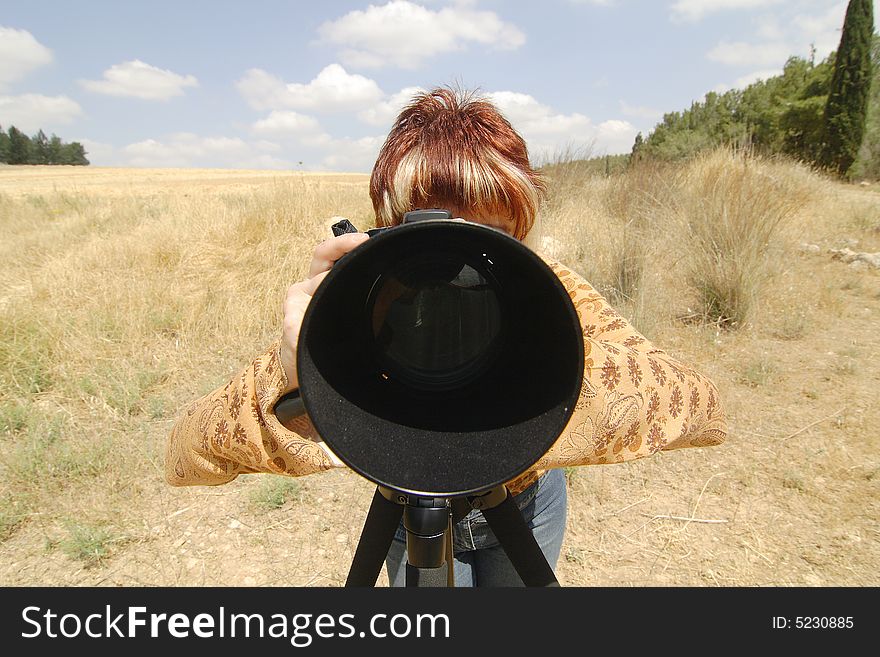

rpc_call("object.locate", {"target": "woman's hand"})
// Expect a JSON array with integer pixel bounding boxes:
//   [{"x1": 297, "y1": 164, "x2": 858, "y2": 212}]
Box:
[{"x1": 280, "y1": 231, "x2": 369, "y2": 392}]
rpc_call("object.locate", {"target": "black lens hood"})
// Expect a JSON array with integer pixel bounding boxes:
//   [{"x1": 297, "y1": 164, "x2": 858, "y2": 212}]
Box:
[{"x1": 297, "y1": 220, "x2": 583, "y2": 497}]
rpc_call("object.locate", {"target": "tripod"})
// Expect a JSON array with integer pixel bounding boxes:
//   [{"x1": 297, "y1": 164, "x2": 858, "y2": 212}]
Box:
[{"x1": 345, "y1": 484, "x2": 560, "y2": 587}]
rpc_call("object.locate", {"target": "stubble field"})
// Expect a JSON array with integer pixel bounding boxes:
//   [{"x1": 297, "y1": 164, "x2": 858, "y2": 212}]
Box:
[{"x1": 0, "y1": 154, "x2": 877, "y2": 586}]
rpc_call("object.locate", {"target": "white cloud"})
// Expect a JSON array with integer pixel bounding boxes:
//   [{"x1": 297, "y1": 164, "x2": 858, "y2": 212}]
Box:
[
  {"x1": 317, "y1": 0, "x2": 525, "y2": 69},
  {"x1": 707, "y1": 40, "x2": 792, "y2": 68},
  {"x1": 121, "y1": 132, "x2": 290, "y2": 168},
  {"x1": 318, "y1": 135, "x2": 386, "y2": 172},
  {"x1": 79, "y1": 60, "x2": 198, "y2": 100},
  {"x1": 619, "y1": 100, "x2": 663, "y2": 121},
  {"x1": 487, "y1": 91, "x2": 637, "y2": 158},
  {"x1": 794, "y1": 3, "x2": 846, "y2": 38},
  {"x1": 671, "y1": 0, "x2": 783, "y2": 22},
  {"x1": 251, "y1": 110, "x2": 321, "y2": 136},
  {"x1": 0, "y1": 26, "x2": 53, "y2": 90},
  {"x1": 236, "y1": 69, "x2": 422, "y2": 170},
  {"x1": 488, "y1": 92, "x2": 566, "y2": 128},
  {"x1": 358, "y1": 86, "x2": 424, "y2": 126},
  {"x1": 262, "y1": 128, "x2": 385, "y2": 171},
  {"x1": 755, "y1": 15, "x2": 785, "y2": 41},
  {"x1": 705, "y1": 1, "x2": 850, "y2": 89},
  {"x1": 596, "y1": 119, "x2": 640, "y2": 151},
  {"x1": 735, "y1": 69, "x2": 784, "y2": 88},
  {"x1": 0, "y1": 94, "x2": 83, "y2": 133},
  {"x1": 794, "y1": 2, "x2": 848, "y2": 59},
  {"x1": 236, "y1": 64, "x2": 384, "y2": 112}
]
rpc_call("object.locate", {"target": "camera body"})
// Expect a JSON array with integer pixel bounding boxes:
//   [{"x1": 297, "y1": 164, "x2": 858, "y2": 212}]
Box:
[{"x1": 331, "y1": 208, "x2": 457, "y2": 238}]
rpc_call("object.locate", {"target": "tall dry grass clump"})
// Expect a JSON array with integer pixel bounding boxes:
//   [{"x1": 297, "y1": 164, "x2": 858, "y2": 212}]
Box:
[
  {"x1": 538, "y1": 147, "x2": 823, "y2": 335},
  {"x1": 671, "y1": 148, "x2": 812, "y2": 328},
  {"x1": 538, "y1": 154, "x2": 678, "y2": 336},
  {"x1": 599, "y1": 159, "x2": 678, "y2": 305}
]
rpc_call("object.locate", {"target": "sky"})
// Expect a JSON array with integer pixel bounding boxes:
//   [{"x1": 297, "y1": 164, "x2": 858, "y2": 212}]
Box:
[{"x1": 0, "y1": 0, "x2": 872, "y2": 172}]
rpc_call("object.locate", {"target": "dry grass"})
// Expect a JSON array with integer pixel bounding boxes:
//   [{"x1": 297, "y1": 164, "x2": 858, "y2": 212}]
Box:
[
  {"x1": 0, "y1": 156, "x2": 878, "y2": 587},
  {"x1": 0, "y1": 168, "x2": 374, "y2": 542},
  {"x1": 672, "y1": 149, "x2": 814, "y2": 328},
  {"x1": 539, "y1": 149, "x2": 820, "y2": 332}
]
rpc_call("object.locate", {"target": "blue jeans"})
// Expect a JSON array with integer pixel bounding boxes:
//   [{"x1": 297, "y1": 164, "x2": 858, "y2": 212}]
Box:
[{"x1": 385, "y1": 468, "x2": 567, "y2": 587}]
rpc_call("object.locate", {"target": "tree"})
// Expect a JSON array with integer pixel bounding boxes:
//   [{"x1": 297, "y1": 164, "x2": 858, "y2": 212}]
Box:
[
  {"x1": 31, "y1": 129, "x2": 50, "y2": 164},
  {"x1": 0, "y1": 125, "x2": 9, "y2": 163},
  {"x1": 851, "y1": 35, "x2": 880, "y2": 178},
  {"x1": 821, "y1": 0, "x2": 875, "y2": 176},
  {"x1": 630, "y1": 132, "x2": 644, "y2": 163},
  {"x1": 59, "y1": 141, "x2": 89, "y2": 165},
  {"x1": 780, "y1": 96, "x2": 827, "y2": 162},
  {"x1": 7, "y1": 126, "x2": 31, "y2": 165},
  {"x1": 0, "y1": 125, "x2": 89, "y2": 166},
  {"x1": 779, "y1": 56, "x2": 835, "y2": 162},
  {"x1": 48, "y1": 134, "x2": 63, "y2": 164}
]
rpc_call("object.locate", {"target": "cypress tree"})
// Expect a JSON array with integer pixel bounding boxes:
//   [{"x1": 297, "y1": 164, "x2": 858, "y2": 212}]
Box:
[{"x1": 821, "y1": 0, "x2": 875, "y2": 176}]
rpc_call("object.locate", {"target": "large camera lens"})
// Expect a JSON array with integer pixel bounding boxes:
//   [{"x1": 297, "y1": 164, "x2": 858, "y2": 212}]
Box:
[
  {"x1": 366, "y1": 252, "x2": 502, "y2": 392},
  {"x1": 298, "y1": 219, "x2": 584, "y2": 496}
]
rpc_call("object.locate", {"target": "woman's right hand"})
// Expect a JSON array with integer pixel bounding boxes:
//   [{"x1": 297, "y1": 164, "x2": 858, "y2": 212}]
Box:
[{"x1": 280, "y1": 231, "x2": 369, "y2": 393}]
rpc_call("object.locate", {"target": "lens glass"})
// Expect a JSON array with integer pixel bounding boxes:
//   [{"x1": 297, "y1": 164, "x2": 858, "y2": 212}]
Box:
[{"x1": 367, "y1": 254, "x2": 502, "y2": 391}]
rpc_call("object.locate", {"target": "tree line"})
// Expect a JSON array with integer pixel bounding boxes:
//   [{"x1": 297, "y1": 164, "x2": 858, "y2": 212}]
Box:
[
  {"x1": 633, "y1": 0, "x2": 875, "y2": 179},
  {"x1": 0, "y1": 126, "x2": 90, "y2": 166}
]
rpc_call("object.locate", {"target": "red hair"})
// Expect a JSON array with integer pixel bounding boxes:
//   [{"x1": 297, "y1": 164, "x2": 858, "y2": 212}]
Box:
[{"x1": 369, "y1": 87, "x2": 545, "y2": 240}]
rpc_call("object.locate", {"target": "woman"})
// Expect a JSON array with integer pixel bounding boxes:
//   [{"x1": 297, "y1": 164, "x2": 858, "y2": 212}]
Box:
[{"x1": 165, "y1": 87, "x2": 728, "y2": 586}]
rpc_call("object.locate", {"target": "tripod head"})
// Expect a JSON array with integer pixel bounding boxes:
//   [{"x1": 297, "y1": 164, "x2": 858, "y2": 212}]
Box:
[{"x1": 344, "y1": 484, "x2": 560, "y2": 587}]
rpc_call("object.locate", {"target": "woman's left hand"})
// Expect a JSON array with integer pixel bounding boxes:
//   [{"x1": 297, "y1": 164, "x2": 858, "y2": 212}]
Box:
[{"x1": 280, "y1": 230, "x2": 369, "y2": 392}]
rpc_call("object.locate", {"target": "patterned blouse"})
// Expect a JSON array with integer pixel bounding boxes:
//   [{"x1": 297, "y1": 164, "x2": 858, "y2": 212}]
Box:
[{"x1": 165, "y1": 257, "x2": 728, "y2": 496}]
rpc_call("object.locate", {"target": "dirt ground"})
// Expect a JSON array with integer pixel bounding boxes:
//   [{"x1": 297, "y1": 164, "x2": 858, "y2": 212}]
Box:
[{"x1": 0, "y1": 166, "x2": 877, "y2": 587}]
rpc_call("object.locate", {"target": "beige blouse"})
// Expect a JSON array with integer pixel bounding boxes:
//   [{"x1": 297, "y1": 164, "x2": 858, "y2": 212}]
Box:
[{"x1": 165, "y1": 257, "x2": 728, "y2": 495}]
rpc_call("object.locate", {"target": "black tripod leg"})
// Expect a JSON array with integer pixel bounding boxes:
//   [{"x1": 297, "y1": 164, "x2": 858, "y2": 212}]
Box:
[
  {"x1": 480, "y1": 493, "x2": 560, "y2": 587},
  {"x1": 345, "y1": 487, "x2": 404, "y2": 587}
]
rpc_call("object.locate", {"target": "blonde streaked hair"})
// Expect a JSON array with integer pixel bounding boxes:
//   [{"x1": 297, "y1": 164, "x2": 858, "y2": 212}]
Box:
[{"x1": 369, "y1": 87, "x2": 546, "y2": 241}]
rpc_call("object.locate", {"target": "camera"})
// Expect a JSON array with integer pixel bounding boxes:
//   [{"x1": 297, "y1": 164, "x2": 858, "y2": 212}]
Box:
[{"x1": 296, "y1": 209, "x2": 584, "y2": 497}]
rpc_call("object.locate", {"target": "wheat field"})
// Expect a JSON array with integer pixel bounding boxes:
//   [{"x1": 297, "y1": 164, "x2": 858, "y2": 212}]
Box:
[{"x1": 0, "y1": 152, "x2": 877, "y2": 586}]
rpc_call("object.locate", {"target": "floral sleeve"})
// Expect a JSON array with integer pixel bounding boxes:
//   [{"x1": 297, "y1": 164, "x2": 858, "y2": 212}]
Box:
[
  {"x1": 534, "y1": 258, "x2": 728, "y2": 470},
  {"x1": 166, "y1": 260, "x2": 727, "y2": 488},
  {"x1": 164, "y1": 339, "x2": 339, "y2": 487}
]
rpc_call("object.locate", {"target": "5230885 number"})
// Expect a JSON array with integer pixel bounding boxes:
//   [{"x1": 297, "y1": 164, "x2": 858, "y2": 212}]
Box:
[{"x1": 795, "y1": 617, "x2": 853, "y2": 629}]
